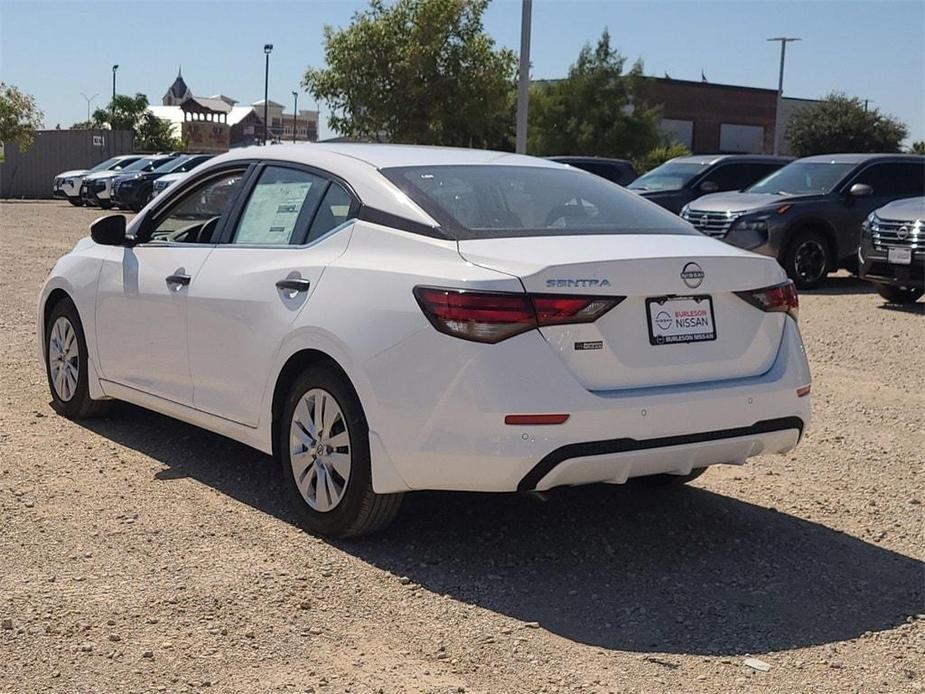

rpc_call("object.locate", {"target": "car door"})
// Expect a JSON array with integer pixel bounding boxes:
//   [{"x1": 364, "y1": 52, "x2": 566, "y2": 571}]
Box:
[
  {"x1": 94, "y1": 166, "x2": 249, "y2": 404},
  {"x1": 187, "y1": 164, "x2": 357, "y2": 427},
  {"x1": 839, "y1": 162, "x2": 924, "y2": 257}
]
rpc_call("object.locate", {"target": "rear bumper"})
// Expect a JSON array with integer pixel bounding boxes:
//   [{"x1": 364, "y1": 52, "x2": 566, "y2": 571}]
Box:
[{"x1": 366, "y1": 317, "x2": 811, "y2": 494}]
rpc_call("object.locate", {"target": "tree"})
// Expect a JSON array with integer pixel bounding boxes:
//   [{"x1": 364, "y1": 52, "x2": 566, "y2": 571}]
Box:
[
  {"x1": 303, "y1": 0, "x2": 516, "y2": 148},
  {"x1": 909, "y1": 140, "x2": 925, "y2": 155},
  {"x1": 0, "y1": 82, "x2": 44, "y2": 151},
  {"x1": 91, "y1": 93, "x2": 181, "y2": 151},
  {"x1": 633, "y1": 142, "x2": 691, "y2": 174},
  {"x1": 527, "y1": 30, "x2": 662, "y2": 160},
  {"x1": 786, "y1": 93, "x2": 907, "y2": 156}
]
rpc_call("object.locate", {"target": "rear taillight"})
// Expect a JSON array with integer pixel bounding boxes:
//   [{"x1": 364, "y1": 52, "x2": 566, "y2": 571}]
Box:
[
  {"x1": 735, "y1": 280, "x2": 799, "y2": 320},
  {"x1": 413, "y1": 287, "x2": 624, "y2": 343}
]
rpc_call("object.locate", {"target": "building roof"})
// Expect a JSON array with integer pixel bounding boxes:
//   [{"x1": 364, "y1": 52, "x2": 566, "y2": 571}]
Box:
[
  {"x1": 252, "y1": 99, "x2": 285, "y2": 108},
  {"x1": 180, "y1": 96, "x2": 233, "y2": 114},
  {"x1": 209, "y1": 94, "x2": 238, "y2": 106},
  {"x1": 166, "y1": 68, "x2": 191, "y2": 99}
]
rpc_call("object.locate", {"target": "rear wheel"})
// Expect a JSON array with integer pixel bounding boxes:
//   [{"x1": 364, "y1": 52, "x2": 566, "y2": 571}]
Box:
[
  {"x1": 634, "y1": 467, "x2": 708, "y2": 488},
  {"x1": 67, "y1": 198, "x2": 84, "y2": 207},
  {"x1": 783, "y1": 229, "x2": 830, "y2": 289},
  {"x1": 278, "y1": 364, "x2": 402, "y2": 538},
  {"x1": 875, "y1": 283, "x2": 923, "y2": 304},
  {"x1": 45, "y1": 298, "x2": 111, "y2": 419},
  {"x1": 98, "y1": 200, "x2": 112, "y2": 210}
]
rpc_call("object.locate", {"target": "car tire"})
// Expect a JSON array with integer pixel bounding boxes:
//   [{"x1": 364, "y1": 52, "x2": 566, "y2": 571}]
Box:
[
  {"x1": 45, "y1": 297, "x2": 112, "y2": 419},
  {"x1": 633, "y1": 467, "x2": 708, "y2": 488},
  {"x1": 99, "y1": 200, "x2": 112, "y2": 210},
  {"x1": 67, "y1": 198, "x2": 84, "y2": 207},
  {"x1": 875, "y1": 283, "x2": 923, "y2": 304},
  {"x1": 278, "y1": 363, "x2": 402, "y2": 538},
  {"x1": 783, "y1": 229, "x2": 830, "y2": 290}
]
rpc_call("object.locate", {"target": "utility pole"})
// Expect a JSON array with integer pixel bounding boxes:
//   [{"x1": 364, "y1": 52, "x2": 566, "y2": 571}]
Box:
[
  {"x1": 292, "y1": 91, "x2": 298, "y2": 143},
  {"x1": 263, "y1": 44, "x2": 273, "y2": 144},
  {"x1": 767, "y1": 37, "x2": 800, "y2": 155},
  {"x1": 515, "y1": 0, "x2": 532, "y2": 154},
  {"x1": 81, "y1": 92, "x2": 99, "y2": 122}
]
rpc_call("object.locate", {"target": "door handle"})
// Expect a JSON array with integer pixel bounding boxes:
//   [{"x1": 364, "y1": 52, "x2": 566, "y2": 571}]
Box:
[
  {"x1": 166, "y1": 273, "x2": 191, "y2": 287},
  {"x1": 276, "y1": 278, "x2": 311, "y2": 293}
]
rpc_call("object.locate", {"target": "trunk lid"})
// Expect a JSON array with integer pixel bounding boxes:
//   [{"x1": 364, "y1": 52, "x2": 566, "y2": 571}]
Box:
[{"x1": 458, "y1": 234, "x2": 788, "y2": 391}]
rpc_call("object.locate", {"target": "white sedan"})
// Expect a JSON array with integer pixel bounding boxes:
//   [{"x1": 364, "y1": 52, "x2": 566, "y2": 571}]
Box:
[{"x1": 38, "y1": 144, "x2": 811, "y2": 537}]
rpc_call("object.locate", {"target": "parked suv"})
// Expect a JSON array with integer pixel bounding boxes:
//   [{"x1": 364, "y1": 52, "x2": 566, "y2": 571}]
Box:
[
  {"x1": 548, "y1": 156, "x2": 638, "y2": 186},
  {"x1": 53, "y1": 155, "x2": 142, "y2": 206},
  {"x1": 681, "y1": 154, "x2": 925, "y2": 289},
  {"x1": 859, "y1": 196, "x2": 923, "y2": 304},
  {"x1": 628, "y1": 154, "x2": 792, "y2": 213},
  {"x1": 112, "y1": 154, "x2": 212, "y2": 212},
  {"x1": 81, "y1": 154, "x2": 180, "y2": 209}
]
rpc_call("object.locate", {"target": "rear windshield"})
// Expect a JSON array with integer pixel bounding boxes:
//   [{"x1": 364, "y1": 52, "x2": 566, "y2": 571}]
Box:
[
  {"x1": 628, "y1": 162, "x2": 708, "y2": 192},
  {"x1": 746, "y1": 162, "x2": 855, "y2": 195},
  {"x1": 381, "y1": 165, "x2": 694, "y2": 239}
]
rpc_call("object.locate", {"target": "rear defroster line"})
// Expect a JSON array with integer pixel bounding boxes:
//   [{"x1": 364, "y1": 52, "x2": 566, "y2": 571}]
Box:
[{"x1": 516, "y1": 416, "x2": 805, "y2": 492}]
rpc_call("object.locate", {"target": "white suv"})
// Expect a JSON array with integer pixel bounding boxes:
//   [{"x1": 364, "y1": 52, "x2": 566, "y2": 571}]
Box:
[{"x1": 53, "y1": 155, "x2": 141, "y2": 206}]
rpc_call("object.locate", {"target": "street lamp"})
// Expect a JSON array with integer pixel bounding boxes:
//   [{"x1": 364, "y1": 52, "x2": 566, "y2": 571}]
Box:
[
  {"x1": 263, "y1": 44, "x2": 273, "y2": 144},
  {"x1": 111, "y1": 64, "x2": 119, "y2": 122},
  {"x1": 515, "y1": 0, "x2": 533, "y2": 154},
  {"x1": 292, "y1": 91, "x2": 298, "y2": 143},
  {"x1": 767, "y1": 37, "x2": 801, "y2": 155},
  {"x1": 80, "y1": 92, "x2": 99, "y2": 122}
]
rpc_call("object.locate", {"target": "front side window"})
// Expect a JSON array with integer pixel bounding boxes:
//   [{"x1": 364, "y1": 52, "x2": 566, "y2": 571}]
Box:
[
  {"x1": 854, "y1": 163, "x2": 925, "y2": 196},
  {"x1": 230, "y1": 166, "x2": 324, "y2": 246},
  {"x1": 628, "y1": 162, "x2": 708, "y2": 192},
  {"x1": 382, "y1": 165, "x2": 693, "y2": 239},
  {"x1": 746, "y1": 162, "x2": 854, "y2": 195},
  {"x1": 150, "y1": 170, "x2": 246, "y2": 242}
]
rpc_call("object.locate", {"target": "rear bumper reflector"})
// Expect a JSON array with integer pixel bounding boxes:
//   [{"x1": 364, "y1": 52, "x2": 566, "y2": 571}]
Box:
[
  {"x1": 505, "y1": 414, "x2": 570, "y2": 426},
  {"x1": 796, "y1": 384, "x2": 811, "y2": 397}
]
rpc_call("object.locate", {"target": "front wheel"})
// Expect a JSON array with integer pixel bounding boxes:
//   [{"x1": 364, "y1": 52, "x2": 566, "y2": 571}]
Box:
[
  {"x1": 67, "y1": 198, "x2": 84, "y2": 207},
  {"x1": 45, "y1": 298, "x2": 111, "y2": 419},
  {"x1": 875, "y1": 283, "x2": 923, "y2": 304},
  {"x1": 783, "y1": 229, "x2": 830, "y2": 290},
  {"x1": 98, "y1": 200, "x2": 112, "y2": 210},
  {"x1": 278, "y1": 364, "x2": 402, "y2": 538}
]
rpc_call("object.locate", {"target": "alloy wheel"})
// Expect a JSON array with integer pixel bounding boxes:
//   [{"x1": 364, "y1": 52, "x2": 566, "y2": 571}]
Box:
[
  {"x1": 289, "y1": 388, "x2": 352, "y2": 512},
  {"x1": 49, "y1": 316, "x2": 79, "y2": 402},
  {"x1": 794, "y1": 240, "x2": 827, "y2": 284}
]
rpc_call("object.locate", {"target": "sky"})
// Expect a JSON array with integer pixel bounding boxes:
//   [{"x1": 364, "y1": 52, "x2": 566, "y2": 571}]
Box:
[{"x1": 1, "y1": 0, "x2": 923, "y2": 144}]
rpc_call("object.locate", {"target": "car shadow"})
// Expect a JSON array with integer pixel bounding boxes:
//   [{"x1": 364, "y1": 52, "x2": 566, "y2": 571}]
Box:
[
  {"x1": 76, "y1": 403, "x2": 923, "y2": 656},
  {"x1": 802, "y1": 275, "x2": 876, "y2": 295},
  {"x1": 876, "y1": 301, "x2": 924, "y2": 315}
]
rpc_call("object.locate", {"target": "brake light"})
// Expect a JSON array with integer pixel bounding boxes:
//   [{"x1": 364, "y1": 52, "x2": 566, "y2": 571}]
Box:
[
  {"x1": 735, "y1": 280, "x2": 799, "y2": 320},
  {"x1": 413, "y1": 287, "x2": 624, "y2": 343}
]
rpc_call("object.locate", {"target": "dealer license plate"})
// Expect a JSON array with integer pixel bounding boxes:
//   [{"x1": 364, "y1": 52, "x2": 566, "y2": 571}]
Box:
[
  {"x1": 888, "y1": 247, "x2": 912, "y2": 265},
  {"x1": 646, "y1": 295, "x2": 716, "y2": 346}
]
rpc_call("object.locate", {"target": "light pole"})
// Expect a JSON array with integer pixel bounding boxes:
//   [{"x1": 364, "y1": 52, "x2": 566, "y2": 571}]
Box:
[
  {"x1": 767, "y1": 37, "x2": 800, "y2": 155},
  {"x1": 515, "y1": 0, "x2": 533, "y2": 154},
  {"x1": 263, "y1": 44, "x2": 273, "y2": 144},
  {"x1": 292, "y1": 90, "x2": 298, "y2": 143},
  {"x1": 111, "y1": 64, "x2": 119, "y2": 121},
  {"x1": 81, "y1": 92, "x2": 99, "y2": 122}
]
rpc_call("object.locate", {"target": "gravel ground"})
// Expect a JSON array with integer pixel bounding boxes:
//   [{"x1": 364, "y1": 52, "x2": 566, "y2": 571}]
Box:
[{"x1": 0, "y1": 200, "x2": 923, "y2": 694}]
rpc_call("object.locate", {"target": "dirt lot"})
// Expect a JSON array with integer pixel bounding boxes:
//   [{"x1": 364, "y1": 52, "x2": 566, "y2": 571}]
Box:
[{"x1": 0, "y1": 200, "x2": 923, "y2": 693}]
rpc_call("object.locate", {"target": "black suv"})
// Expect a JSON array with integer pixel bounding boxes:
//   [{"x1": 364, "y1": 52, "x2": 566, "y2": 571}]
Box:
[
  {"x1": 111, "y1": 154, "x2": 212, "y2": 212},
  {"x1": 680, "y1": 154, "x2": 925, "y2": 288},
  {"x1": 627, "y1": 154, "x2": 792, "y2": 213},
  {"x1": 859, "y1": 196, "x2": 924, "y2": 304},
  {"x1": 548, "y1": 156, "x2": 638, "y2": 186}
]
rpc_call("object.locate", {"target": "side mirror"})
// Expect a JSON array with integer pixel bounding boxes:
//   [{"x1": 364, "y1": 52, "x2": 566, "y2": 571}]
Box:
[
  {"x1": 90, "y1": 214, "x2": 127, "y2": 246},
  {"x1": 699, "y1": 180, "x2": 719, "y2": 194},
  {"x1": 849, "y1": 183, "x2": 873, "y2": 197}
]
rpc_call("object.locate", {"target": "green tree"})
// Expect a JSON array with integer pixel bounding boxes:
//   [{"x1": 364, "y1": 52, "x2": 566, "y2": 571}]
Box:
[
  {"x1": 632, "y1": 142, "x2": 691, "y2": 174},
  {"x1": 908, "y1": 140, "x2": 925, "y2": 154},
  {"x1": 70, "y1": 120, "x2": 95, "y2": 130},
  {"x1": 303, "y1": 0, "x2": 516, "y2": 148},
  {"x1": 0, "y1": 82, "x2": 44, "y2": 151},
  {"x1": 92, "y1": 93, "x2": 182, "y2": 151},
  {"x1": 527, "y1": 30, "x2": 662, "y2": 159},
  {"x1": 786, "y1": 93, "x2": 907, "y2": 156}
]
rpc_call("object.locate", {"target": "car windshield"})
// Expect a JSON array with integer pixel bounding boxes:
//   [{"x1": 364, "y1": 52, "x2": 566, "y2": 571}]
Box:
[
  {"x1": 122, "y1": 157, "x2": 175, "y2": 173},
  {"x1": 746, "y1": 162, "x2": 855, "y2": 195},
  {"x1": 154, "y1": 156, "x2": 190, "y2": 173},
  {"x1": 628, "y1": 162, "x2": 708, "y2": 192},
  {"x1": 89, "y1": 157, "x2": 124, "y2": 172},
  {"x1": 381, "y1": 165, "x2": 695, "y2": 239}
]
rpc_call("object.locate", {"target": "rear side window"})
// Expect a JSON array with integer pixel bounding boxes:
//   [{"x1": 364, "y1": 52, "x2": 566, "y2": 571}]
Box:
[
  {"x1": 381, "y1": 165, "x2": 693, "y2": 239},
  {"x1": 231, "y1": 166, "x2": 326, "y2": 245},
  {"x1": 705, "y1": 163, "x2": 784, "y2": 191},
  {"x1": 307, "y1": 183, "x2": 354, "y2": 243}
]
